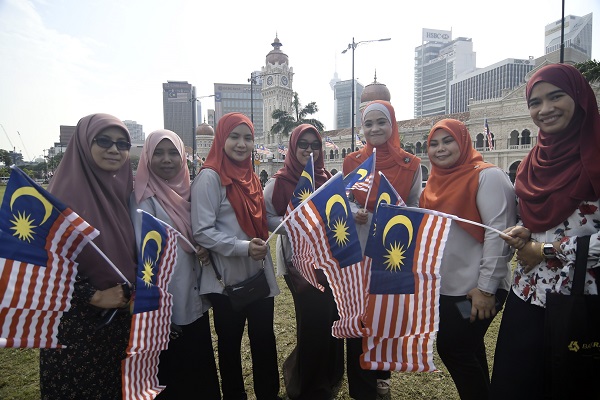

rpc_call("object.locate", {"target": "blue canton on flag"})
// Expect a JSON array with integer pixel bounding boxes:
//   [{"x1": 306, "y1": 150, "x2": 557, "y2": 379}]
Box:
[
  {"x1": 343, "y1": 151, "x2": 375, "y2": 194},
  {"x1": 289, "y1": 155, "x2": 314, "y2": 210},
  {"x1": 0, "y1": 167, "x2": 99, "y2": 348}
]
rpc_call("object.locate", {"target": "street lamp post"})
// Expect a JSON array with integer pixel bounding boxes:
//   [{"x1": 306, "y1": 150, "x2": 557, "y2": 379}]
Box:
[
  {"x1": 190, "y1": 93, "x2": 215, "y2": 179},
  {"x1": 342, "y1": 37, "x2": 391, "y2": 153}
]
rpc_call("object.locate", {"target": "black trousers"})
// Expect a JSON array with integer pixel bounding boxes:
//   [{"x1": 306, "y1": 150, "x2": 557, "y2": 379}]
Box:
[
  {"x1": 436, "y1": 289, "x2": 507, "y2": 400},
  {"x1": 208, "y1": 293, "x2": 280, "y2": 400},
  {"x1": 490, "y1": 290, "x2": 547, "y2": 400},
  {"x1": 156, "y1": 313, "x2": 221, "y2": 399},
  {"x1": 283, "y1": 274, "x2": 344, "y2": 400}
]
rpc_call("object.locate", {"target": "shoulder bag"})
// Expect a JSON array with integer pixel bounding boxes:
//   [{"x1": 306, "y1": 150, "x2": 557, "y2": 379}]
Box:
[
  {"x1": 544, "y1": 235, "x2": 600, "y2": 399},
  {"x1": 208, "y1": 252, "x2": 270, "y2": 312}
]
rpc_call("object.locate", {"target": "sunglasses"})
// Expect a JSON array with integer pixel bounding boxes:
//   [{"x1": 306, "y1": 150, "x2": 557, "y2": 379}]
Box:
[
  {"x1": 297, "y1": 140, "x2": 321, "y2": 150},
  {"x1": 93, "y1": 137, "x2": 131, "y2": 151}
]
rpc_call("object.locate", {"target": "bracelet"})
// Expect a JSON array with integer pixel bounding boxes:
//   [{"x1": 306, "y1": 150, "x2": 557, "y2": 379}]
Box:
[
  {"x1": 479, "y1": 289, "x2": 494, "y2": 297},
  {"x1": 540, "y1": 242, "x2": 545, "y2": 259}
]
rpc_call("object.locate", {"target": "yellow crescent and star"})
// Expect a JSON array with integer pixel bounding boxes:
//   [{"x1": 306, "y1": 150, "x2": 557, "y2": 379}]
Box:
[
  {"x1": 382, "y1": 215, "x2": 414, "y2": 272},
  {"x1": 296, "y1": 170, "x2": 314, "y2": 202},
  {"x1": 9, "y1": 187, "x2": 54, "y2": 242},
  {"x1": 140, "y1": 230, "x2": 163, "y2": 287},
  {"x1": 324, "y1": 194, "x2": 351, "y2": 247},
  {"x1": 356, "y1": 169, "x2": 368, "y2": 181}
]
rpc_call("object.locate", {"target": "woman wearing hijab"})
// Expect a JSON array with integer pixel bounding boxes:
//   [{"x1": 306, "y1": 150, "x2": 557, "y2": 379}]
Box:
[
  {"x1": 39, "y1": 113, "x2": 136, "y2": 399},
  {"x1": 264, "y1": 124, "x2": 343, "y2": 400},
  {"x1": 491, "y1": 63, "x2": 600, "y2": 399},
  {"x1": 191, "y1": 112, "x2": 281, "y2": 400},
  {"x1": 420, "y1": 119, "x2": 515, "y2": 400},
  {"x1": 342, "y1": 100, "x2": 422, "y2": 398},
  {"x1": 130, "y1": 129, "x2": 220, "y2": 399}
]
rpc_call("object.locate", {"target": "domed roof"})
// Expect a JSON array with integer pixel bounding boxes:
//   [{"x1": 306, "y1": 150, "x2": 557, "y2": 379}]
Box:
[
  {"x1": 361, "y1": 70, "x2": 391, "y2": 103},
  {"x1": 266, "y1": 35, "x2": 288, "y2": 65},
  {"x1": 196, "y1": 122, "x2": 214, "y2": 136}
]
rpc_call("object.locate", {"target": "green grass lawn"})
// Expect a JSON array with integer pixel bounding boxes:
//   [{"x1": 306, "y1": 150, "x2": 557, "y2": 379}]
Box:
[{"x1": 0, "y1": 184, "x2": 504, "y2": 399}]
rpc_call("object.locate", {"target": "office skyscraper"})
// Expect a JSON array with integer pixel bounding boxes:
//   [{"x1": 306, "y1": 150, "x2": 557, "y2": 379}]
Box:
[
  {"x1": 414, "y1": 29, "x2": 476, "y2": 118},
  {"x1": 333, "y1": 79, "x2": 364, "y2": 129},
  {"x1": 162, "y1": 80, "x2": 195, "y2": 149},
  {"x1": 450, "y1": 58, "x2": 535, "y2": 113},
  {"x1": 545, "y1": 13, "x2": 593, "y2": 59}
]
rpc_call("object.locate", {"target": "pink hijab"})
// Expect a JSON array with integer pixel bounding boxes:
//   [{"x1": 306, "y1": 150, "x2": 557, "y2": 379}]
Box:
[{"x1": 134, "y1": 129, "x2": 195, "y2": 250}]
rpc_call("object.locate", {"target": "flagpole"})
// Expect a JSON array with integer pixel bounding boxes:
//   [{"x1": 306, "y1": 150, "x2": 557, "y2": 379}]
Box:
[
  {"x1": 86, "y1": 241, "x2": 131, "y2": 285},
  {"x1": 400, "y1": 206, "x2": 508, "y2": 237},
  {"x1": 266, "y1": 171, "x2": 344, "y2": 244},
  {"x1": 363, "y1": 148, "x2": 376, "y2": 210}
]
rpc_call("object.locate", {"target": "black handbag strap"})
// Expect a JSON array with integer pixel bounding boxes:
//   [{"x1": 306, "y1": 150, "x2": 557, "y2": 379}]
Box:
[
  {"x1": 571, "y1": 235, "x2": 591, "y2": 295},
  {"x1": 207, "y1": 251, "x2": 225, "y2": 287}
]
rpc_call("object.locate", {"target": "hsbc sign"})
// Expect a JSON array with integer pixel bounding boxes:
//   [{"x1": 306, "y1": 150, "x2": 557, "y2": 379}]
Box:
[{"x1": 422, "y1": 29, "x2": 452, "y2": 43}]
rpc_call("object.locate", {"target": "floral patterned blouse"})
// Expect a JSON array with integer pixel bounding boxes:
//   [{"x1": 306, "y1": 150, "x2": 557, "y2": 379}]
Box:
[{"x1": 512, "y1": 200, "x2": 600, "y2": 307}]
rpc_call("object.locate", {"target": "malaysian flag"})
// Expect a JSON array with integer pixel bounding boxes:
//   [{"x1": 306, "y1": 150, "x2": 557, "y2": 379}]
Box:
[
  {"x1": 324, "y1": 136, "x2": 339, "y2": 150},
  {"x1": 277, "y1": 144, "x2": 288, "y2": 156},
  {"x1": 284, "y1": 173, "x2": 365, "y2": 337},
  {"x1": 484, "y1": 119, "x2": 494, "y2": 150},
  {"x1": 122, "y1": 211, "x2": 178, "y2": 399},
  {"x1": 342, "y1": 150, "x2": 375, "y2": 195},
  {"x1": 0, "y1": 167, "x2": 99, "y2": 348},
  {"x1": 360, "y1": 204, "x2": 450, "y2": 371},
  {"x1": 283, "y1": 154, "x2": 320, "y2": 288},
  {"x1": 355, "y1": 133, "x2": 366, "y2": 148}
]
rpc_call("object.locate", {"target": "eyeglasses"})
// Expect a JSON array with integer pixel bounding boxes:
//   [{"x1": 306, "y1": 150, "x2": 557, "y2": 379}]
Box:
[
  {"x1": 93, "y1": 137, "x2": 131, "y2": 151},
  {"x1": 297, "y1": 140, "x2": 321, "y2": 150}
]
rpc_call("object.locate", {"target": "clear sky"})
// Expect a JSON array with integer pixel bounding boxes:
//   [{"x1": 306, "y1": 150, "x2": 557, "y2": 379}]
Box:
[{"x1": 0, "y1": 0, "x2": 598, "y2": 162}]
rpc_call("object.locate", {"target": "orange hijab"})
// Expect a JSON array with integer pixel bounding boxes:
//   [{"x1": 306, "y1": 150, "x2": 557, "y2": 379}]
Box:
[
  {"x1": 343, "y1": 100, "x2": 420, "y2": 211},
  {"x1": 202, "y1": 112, "x2": 268, "y2": 240},
  {"x1": 420, "y1": 119, "x2": 492, "y2": 242}
]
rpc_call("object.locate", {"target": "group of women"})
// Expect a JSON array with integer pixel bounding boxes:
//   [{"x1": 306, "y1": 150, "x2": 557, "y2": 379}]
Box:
[{"x1": 38, "y1": 63, "x2": 599, "y2": 400}]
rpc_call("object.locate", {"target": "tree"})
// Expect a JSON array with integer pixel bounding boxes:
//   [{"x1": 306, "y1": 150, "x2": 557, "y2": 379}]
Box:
[
  {"x1": 0, "y1": 149, "x2": 13, "y2": 166},
  {"x1": 575, "y1": 59, "x2": 600, "y2": 84},
  {"x1": 270, "y1": 92, "x2": 325, "y2": 137}
]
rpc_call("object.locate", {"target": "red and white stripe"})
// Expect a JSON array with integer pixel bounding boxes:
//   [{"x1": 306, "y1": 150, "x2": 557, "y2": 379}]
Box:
[
  {"x1": 360, "y1": 213, "x2": 450, "y2": 371},
  {"x1": 285, "y1": 201, "x2": 367, "y2": 338},
  {"x1": 122, "y1": 224, "x2": 178, "y2": 400},
  {"x1": 0, "y1": 209, "x2": 98, "y2": 348}
]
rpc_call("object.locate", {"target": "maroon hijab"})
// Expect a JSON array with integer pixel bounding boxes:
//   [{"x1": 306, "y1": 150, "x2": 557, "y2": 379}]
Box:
[
  {"x1": 202, "y1": 112, "x2": 268, "y2": 240},
  {"x1": 272, "y1": 124, "x2": 332, "y2": 215},
  {"x1": 47, "y1": 113, "x2": 136, "y2": 290},
  {"x1": 516, "y1": 63, "x2": 600, "y2": 232}
]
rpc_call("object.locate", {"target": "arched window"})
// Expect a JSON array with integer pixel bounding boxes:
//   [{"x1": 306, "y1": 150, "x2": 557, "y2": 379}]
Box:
[
  {"x1": 521, "y1": 129, "x2": 531, "y2": 145},
  {"x1": 508, "y1": 161, "x2": 521, "y2": 184},
  {"x1": 342, "y1": 148, "x2": 347, "y2": 158},
  {"x1": 416, "y1": 142, "x2": 423, "y2": 155},
  {"x1": 421, "y1": 165, "x2": 429, "y2": 181},
  {"x1": 509, "y1": 130, "x2": 519, "y2": 146},
  {"x1": 475, "y1": 133, "x2": 485, "y2": 150},
  {"x1": 329, "y1": 149, "x2": 335, "y2": 160}
]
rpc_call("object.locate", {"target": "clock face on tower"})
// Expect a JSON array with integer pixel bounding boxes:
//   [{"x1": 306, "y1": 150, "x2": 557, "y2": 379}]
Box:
[
  {"x1": 281, "y1": 76, "x2": 288, "y2": 86},
  {"x1": 267, "y1": 76, "x2": 273, "y2": 86}
]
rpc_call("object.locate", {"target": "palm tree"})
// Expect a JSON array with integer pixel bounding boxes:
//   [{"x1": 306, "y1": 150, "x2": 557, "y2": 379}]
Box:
[
  {"x1": 575, "y1": 59, "x2": 600, "y2": 84},
  {"x1": 270, "y1": 92, "x2": 325, "y2": 137}
]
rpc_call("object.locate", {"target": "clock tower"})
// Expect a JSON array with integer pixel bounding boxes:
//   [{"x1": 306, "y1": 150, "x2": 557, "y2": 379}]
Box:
[{"x1": 262, "y1": 35, "x2": 293, "y2": 145}]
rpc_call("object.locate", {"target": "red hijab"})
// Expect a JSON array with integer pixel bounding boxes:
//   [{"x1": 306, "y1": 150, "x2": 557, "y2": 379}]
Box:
[
  {"x1": 134, "y1": 130, "x2": 195, "y2": 250},
  {"x1": 343, "y1": 100, "x2": 420, "y2": 211},
  {"x1": 47, "y1": 113, "x2": 136, "y2": 290},
  {"x1": 420, "y1": 119, "x2": 493, "y2": 242},
  {"x1": 516, "y1": 63, "x2": 600, "y2": 232},
  {"x1": 272, "y1": 124, "x2": 332, "y2": 215},
  {"x1": 202, "y1": 112, "x2": 268, "y2": 240}
]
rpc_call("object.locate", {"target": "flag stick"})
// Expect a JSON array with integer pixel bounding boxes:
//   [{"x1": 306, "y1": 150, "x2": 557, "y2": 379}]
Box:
[
  {"x1": 266, "y1": 171, "x2": 344, "y2": 244},
  {"x1": 401, "y1": 206, "x2": 508, "y2": 237},
  {"x1": 87, "y1": 241, "x2": 131, "y2": 285}
]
